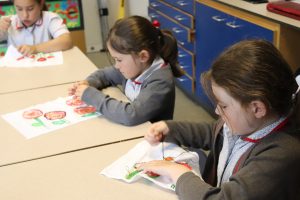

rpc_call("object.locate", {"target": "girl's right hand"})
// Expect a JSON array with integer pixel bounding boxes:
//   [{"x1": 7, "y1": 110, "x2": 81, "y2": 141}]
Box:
[
  {"x1": 68, "y1": 80, "x2": 89, "y2": 96},
  {"x1": 145, "y1": 121, "x2": 170, "y2": 145},
  {"x1": 0, "y1": 16, "x2": 11, "y2": 32},
  {"x1": 136, "y1": 160, "x2": 191, "y2": 183}
]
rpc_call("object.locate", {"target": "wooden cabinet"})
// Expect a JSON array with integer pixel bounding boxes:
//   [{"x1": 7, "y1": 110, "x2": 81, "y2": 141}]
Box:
[
  {"x1": 148, "y1": 0, "x2": 196, "y2": 95},
  {"x1": 195, "y1": 0, "x2": 280, "y2": 113}
]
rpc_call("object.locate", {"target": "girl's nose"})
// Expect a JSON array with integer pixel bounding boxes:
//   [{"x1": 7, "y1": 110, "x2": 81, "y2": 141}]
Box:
[
  {"x1": 22, "y1": 11, "x2": 29, "y2": 19},
  {"x1": 114, "y1": 63, "x2": 120, "y2": 69}
]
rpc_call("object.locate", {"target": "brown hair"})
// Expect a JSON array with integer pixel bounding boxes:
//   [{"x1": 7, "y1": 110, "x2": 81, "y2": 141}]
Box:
[
  {"x1": 106, "y1": 15, "x2": 184, "y2": 77},
  {"x1": 12, "y1": 0, "x2": 48, "y2": 11},
  {"x1": 201, "y1": 39, "x2": 298, "y2": 119}
]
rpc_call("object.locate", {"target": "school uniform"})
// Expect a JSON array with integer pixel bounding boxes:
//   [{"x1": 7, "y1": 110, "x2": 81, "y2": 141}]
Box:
[
  {"x1": 0, "y1": 11, "x2": 69, "y2": 46},
  {"x1": 164, "y1": 119, "x2": 300, "y2": 200},
  {"x1": 82, "y1": 57, "x2": 176, "y2": 126}
]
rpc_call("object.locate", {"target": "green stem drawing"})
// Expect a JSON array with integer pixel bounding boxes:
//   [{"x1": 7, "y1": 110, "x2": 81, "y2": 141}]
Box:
[
  {"x1": 125, "y1": 169, "x2": 142, "y2": 180},
  {"x1": 31, "y1": 117, "x2": 47, "y2": 128}
]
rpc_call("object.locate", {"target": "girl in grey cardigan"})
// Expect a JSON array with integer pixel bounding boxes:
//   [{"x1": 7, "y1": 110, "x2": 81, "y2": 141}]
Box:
[
  {"x1": 138, "y1": 40, "x2": 300, "y2": 199},
  {"x1": 68, "y1": 16, "x2": 184, "y2": 126}
]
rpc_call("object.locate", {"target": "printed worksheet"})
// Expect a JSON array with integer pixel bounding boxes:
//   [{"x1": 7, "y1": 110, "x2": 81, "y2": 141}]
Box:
[
  {"x1": 101, "y1": 140, "x2": 201, "y2": 191},
  {"x1": 1, "y1": 96, "x2": 101, "y2": 139},
  {"x1": 0, "y1": 45, "x2": 63, "y2": 67}
]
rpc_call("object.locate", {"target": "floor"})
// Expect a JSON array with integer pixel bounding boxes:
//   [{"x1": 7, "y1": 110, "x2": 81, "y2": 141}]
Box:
[{"x1": 86, "y1": 52, "x2": 214, "y2": 123}]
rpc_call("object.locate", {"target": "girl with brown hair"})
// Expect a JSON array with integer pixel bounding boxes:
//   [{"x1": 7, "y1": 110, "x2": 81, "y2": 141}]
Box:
[
  {"x1": 69, "y1": 16, "x2": 184, "y2": 126},
  {"x1": 139, "y1": 39, "x2": 300, "y2": 200}
]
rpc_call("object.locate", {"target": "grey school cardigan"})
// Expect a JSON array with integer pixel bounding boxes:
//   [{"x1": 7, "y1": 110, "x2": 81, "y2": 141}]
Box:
[
  {"x1": 165, "y1": 119, "x2": 300, "y2": 200},
  {"x1": 81, "y1": 64, "x2": 175, "y2": 126}
]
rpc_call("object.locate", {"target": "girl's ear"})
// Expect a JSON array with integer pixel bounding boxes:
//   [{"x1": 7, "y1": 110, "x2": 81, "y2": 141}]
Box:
[
  {"x1": 250, "y1": 100, "x2": 267, "y2": 119},
  {"x1": 138, "y1": 50, "x2": 150, "y2": 63}
]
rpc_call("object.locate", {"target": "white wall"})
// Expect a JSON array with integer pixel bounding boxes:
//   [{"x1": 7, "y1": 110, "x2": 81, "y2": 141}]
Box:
[
  {"x1": 106, "y1": 0, "x2": 148, "y2": 27},
  {"x1": 82, "y1": 0, "x2": 148, "y2": 52},
  {"x1": 81, "y1": 0, "x2": 103, "y2": 52}
]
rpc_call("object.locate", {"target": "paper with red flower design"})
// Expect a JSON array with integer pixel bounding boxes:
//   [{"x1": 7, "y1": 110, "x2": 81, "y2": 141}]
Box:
[
  {"x1": 1, "y1": 96, "x2": 101, "y2": 139},
  {"x1": 0, "y1": 45, "x2": 63, "y2": 67},
  {"x1": 101, "y1": 141, "x2": 202, "y2": 191}
]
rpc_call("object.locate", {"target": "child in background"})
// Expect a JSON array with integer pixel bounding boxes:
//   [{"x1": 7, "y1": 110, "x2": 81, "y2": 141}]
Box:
[
  {"x1": 0, "y1": 0, "x2": 73, "y2": 56},
  {"x1": 68, "y1": 15, "x2": 184, "y2": 126},
  {"x1": 138, "y1": 40, "x2": 300, "y2": 199}
]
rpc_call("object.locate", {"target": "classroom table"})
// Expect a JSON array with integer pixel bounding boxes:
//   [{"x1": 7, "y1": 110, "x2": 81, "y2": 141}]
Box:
[
  {"x1": 0, "y1": 139, "x2": 178, "y2": 200},
  {"x1": 0, "y1": 83, "x2": 151, "y2": 167},
  {"x1": 0, "y1": 46, "x2": 98, "y2": 94}
]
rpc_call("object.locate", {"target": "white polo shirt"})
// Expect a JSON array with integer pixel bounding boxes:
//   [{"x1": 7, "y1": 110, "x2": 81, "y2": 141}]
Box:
[{"x1": 3, "y1": 11, "x2": 69, "y2": 46}]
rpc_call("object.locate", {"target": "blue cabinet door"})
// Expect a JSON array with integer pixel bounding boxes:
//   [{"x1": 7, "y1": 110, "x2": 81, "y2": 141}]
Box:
[{"x1": 195, "y1": 2, "x2": 274, "y2": 112}]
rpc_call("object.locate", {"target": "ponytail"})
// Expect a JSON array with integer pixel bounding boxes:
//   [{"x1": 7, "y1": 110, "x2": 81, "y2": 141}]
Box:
[{"x1": 159, "y1": 30, "x2": 185, "y2": 77}]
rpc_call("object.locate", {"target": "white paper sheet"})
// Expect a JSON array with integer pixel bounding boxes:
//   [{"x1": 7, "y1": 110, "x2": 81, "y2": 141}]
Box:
[
  {"x1": 101, "y1": 140, "x2": 201, "y2": 191},
  {"x1": 1, "y1": 96, "x2": 101, "y2": 139},
  {"x1": 0, "y1": 45, "x2": 63, "y2": 67}
]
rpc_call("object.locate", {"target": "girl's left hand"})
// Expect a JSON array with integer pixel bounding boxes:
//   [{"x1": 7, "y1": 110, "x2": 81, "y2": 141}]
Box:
[
  {"x1": 17, "y1": 45, "x2": 36, "y2": 56},
  {"x1": 136, "y1": 160, "x2": 191, "y2": 183}
]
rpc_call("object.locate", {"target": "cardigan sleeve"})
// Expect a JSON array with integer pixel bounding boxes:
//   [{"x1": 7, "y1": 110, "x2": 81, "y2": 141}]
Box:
[
  {"x1": 86, "y1": 66, "x2": 124, "y2": 89},
  {"x1": 174, "y1": 130, "x2": 300, "y2": 200},
  {"x1": 82, "y1": 67, "x2": 175, "y2": 126},
  {"x1": 165, "y1": 120, "x2": 220, "y2": 151}
]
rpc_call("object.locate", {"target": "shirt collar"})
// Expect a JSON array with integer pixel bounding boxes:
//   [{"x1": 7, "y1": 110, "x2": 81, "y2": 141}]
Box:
[
  {"x1": 15, "y1": 16, "x2": 43, "y2": 30},
  {"x1": 131, "y1": 57, "x2": 167, "y2": 85},
  {"x1": 242, "y1": 116, "x2": 288, "y2": 143},
  {"x1": 223, "y1": 116, "x2": 288, "y2": 144}
]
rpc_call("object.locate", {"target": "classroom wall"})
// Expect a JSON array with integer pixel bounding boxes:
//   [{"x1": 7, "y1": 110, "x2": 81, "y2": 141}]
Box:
[{"x1": 82, "y1": 0, "x2": 148, "y2": 53}]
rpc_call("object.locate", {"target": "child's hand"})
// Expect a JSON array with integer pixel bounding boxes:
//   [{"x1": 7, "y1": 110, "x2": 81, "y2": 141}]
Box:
[
  {"x1": 17, "y1": 45, "x2": 37, "y2": 56},
  {"x1": 136, "y1": 160, "x2": 191, "y2": 183},
  {"x1": 74, "y1": 84, "x2": 89, "y2": 99},
  {"x1": 0, "y1": 16, "x2": 11, "y2": 32},
  {"x1": 145, "y1": 121, "x2": 170, "y2": 145},
  {"x1": 68, "y1": 81, "x2": 89, "y2": 98}
]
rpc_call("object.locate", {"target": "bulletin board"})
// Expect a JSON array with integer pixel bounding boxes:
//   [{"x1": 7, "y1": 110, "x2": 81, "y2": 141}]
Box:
[
  {"x1": 46, "y1": 0, "x2": 84, "y2": 31},
  {"x1": 0, "y1": 0, "x2": 84, "y2": 55}
]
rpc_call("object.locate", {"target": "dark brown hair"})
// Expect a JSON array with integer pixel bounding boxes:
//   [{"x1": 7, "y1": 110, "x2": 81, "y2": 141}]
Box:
[
  {"x1": 201, "y1": 39, "x2": 298, "y2": 119},
  {"x1": 12, "y1": 0, "x2": 48, "y2": 11},
  {"x1": 106, "y1": 15, "x2": 184, "y2": 77}
]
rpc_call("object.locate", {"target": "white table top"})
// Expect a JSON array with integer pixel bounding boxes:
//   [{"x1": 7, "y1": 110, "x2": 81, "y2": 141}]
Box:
[
  {"x1": 0, "y1": 83, "x2": 150, "y2": 167},
  {"x1": 0, "y1": 46, "x2": 98, "y2": 94},
  {"x1": 0, "y1": 139, "x2": 178, "y2": 200},
  {"x1": 216, "y1": 0, "x2": 300, "y2": 29}
]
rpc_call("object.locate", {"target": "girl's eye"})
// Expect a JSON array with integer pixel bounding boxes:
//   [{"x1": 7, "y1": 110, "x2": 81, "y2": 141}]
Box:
[
  {"x1": 221, "y1": 105, "x2": 227, "y2": 109},
  {"x1": 26, "y1": 6, "x2": 34, "y2": 11},
  {"x1": 218, "y1": 104, "x2": 227, "y2": 110}
]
